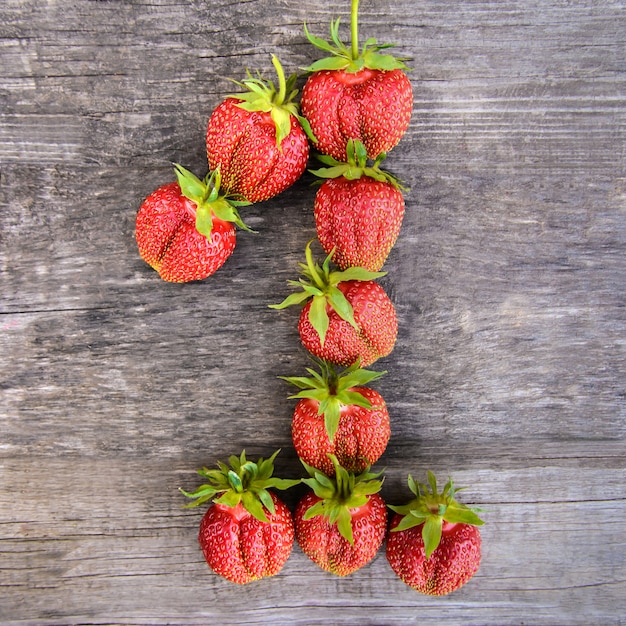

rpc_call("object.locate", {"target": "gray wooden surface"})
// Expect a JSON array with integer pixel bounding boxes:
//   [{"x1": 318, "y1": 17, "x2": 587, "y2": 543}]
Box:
[{"x1": 1, "y1": 0, "x2": 625, "y2": 624}]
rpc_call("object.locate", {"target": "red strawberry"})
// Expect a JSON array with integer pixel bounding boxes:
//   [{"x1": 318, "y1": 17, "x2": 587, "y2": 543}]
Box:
[
  {"x1": 135, "y1": 164, "x2": 252, "y2": 283},
  {"x1": 295, "y1": 456, "x2": 387, "y2": 576},
  {"x1": 386, "y1": 471, "x2": 485, "y2": 596},
  {"x1": 298, "y1": 278, "x2": 397, "y2": 367},
  {"x1": 181, "y1": 450, "x2": 299, "y2": 584},
  {"x1": 312, "y1": 139, "x2": 406, "y2": 272},
  {"x1": 281, "y1": 359, "x2": 390, "y2": 475},
  {"x1": 206, "y1": 55, "x2": 312, "y2": 203},
  {"x1": 300, "y1": 0, "x2": 413, "y2": 161},
  {"x1": 270, "y1": 241, "x2": 397, "y2": 367}
]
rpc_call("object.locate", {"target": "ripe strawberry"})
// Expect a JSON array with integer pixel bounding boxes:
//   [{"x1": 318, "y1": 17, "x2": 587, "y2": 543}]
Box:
[
  {"x1": 135, "y1": 164, "x2": 252, "y2": 283},
  {"x1": 270, "y1": 241, "x2": 397, "y2": 367},
  {"x1": 386, "y1": 471, "x2": 485, "y2": 596},
  {"x1": 206, "y1": 55, "x2": 312, "y2": 203},
  {"x1": 181, "y1": 450, "x2": 299, "y2": 584},
  {"x1": 281, "y1": 359, "x2": 390, "y2": 475},
  {"x1": 295, "y1": 456, "x2": 387, "y2": 576},
  {"x1": 312, "y1": 139, "x2": 406, "y2": 272},
  {"x1": 300, "y1": 0, "x2": 413, "y2": 161}
]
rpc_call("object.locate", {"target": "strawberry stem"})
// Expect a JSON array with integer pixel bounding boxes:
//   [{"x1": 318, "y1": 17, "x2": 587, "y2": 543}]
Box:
[
  {"x1": 351, "y1": 0, "x2": 359, "y2": 61},
  {"x1": 228, "y1": 55, "x2": 302, "y2": 147},
  {"x1": 271, "y1": 54, "x2": 287, "y2": 106},
  {"x1": 305, "y1": 240, "x2": 327, "y2": 290},
  {"x1": 303, "y1": 1, "x2": 410, "y2": 74}
]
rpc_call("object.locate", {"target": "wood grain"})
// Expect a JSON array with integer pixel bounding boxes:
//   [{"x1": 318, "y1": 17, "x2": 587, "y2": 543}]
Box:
[{"x1": 1, "y1": 0, "x2": 625, "y2": 623}]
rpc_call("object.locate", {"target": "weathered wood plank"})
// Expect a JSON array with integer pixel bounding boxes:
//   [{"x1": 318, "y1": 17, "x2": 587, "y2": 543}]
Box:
[
  {"x1": 0, "y1": 0, "x2": 625, "y2": 623},
  {"x1": 0, "y1": 454, "x2": 624, "y2": 624}
]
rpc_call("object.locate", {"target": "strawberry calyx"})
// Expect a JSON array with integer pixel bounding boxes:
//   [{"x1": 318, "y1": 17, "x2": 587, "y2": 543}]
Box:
[
  {"x1": 303, "y1": 0, "x2": 409, "y2": 74},
  {"x1": 269, "y1": 239, "x2": 385, "y2": 345},
  {"x1": 180, "y1": 449, "x2": 300, "y2": 523},
  {"x1": 310, "y1": 139, "x2": 408, "y2": 190},
  {"x1": 301, "y1": 455, "x2": 384, "y2": 544},
  {"x1": 227, "y1": 54, "x2": 315, "y2": 147},
  {"x1": 389, "y1": 471, "x2": 485, "y2": 558},
  {"x1": 173, "y1": 163, "x2": 254, "y2": 240},
  {"x1": 280, "y1": 357, "x2": 386, "y2": 442}
]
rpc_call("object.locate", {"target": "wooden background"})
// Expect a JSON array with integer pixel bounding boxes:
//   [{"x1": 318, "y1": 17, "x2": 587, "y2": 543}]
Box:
[{"x1": 1, "y1": 0, "x2": 625, "y2": 624}]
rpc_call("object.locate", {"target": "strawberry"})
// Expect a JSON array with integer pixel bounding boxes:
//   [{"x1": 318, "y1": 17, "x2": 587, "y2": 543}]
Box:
[
  {"x1": 135, "y1": 164, "x2": 252, "y2": 283},
  {"x1": 280, "y1": 359, "x2": 390, "y2": 475},
  {"x1": 300, "y1": 0, "x2": 413, "y2": 161},
  {"x1": 312, "y1": 139, "x2": 406, "y2": 272},
  {"x1": 386, "y1": 471, "x2": 485, "y2": 596},
  {"x1": 270, "y1": 241, "x2": 397, "y2": 367},
  {"x1": 181, "y1": 450, "x2": 299, "y2": 584},
  {"x1": 295, "y1": 456, "x2": 387, "y2": 576},
  {"x1": 206, "y1": 55, "x2": 312, "y2": 203}
]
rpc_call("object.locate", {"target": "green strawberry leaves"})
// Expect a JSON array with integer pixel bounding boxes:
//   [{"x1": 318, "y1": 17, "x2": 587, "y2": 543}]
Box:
[
  {"x1": 301, "y1": 455, "x2": 384, "y2": 544},
  {"x1": 180, "y1": 449, "x2": 300, "y2": 523},
  {"x1": 280, "y1": 358, "x2": 386, "y2": 442},
  {"x1": 303, "y1": 0, "x2": 410, "y2": 74},
  {"x1": 228, "y1": 54, "x2": 315, "y2": 147},
  {"x1": 269, "y1": 240, "x2": 385, "y2": 345},
  {"x1": 173, "y1": 164, "x2": 254, "y2": 240},
  {"x1": 310, "y1": 139, "x2": 408, "y2": 191},
  {"x1": 389, "y1": 470, "x2": 485, "y2": 558}
]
